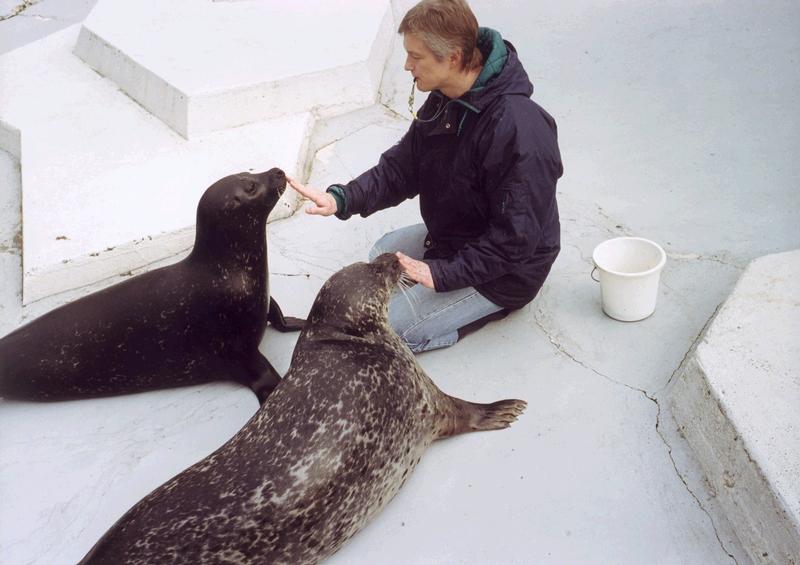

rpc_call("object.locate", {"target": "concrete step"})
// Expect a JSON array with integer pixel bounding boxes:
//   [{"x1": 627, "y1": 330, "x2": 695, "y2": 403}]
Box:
[
  {"x1": 669, "y1": 250, "x2": 800, "y2": 564},
  {"x1": 0, "y1": 122, "x2": 22, "y2": 337},
  {"x1": 16, "y1": 104, "x2": 412, "y2": 324},
  {"x1": 75, "y1": 0, "x2": 394, "y2": 139},
  {"x1": 0, "y1": 24, "x2": 313, "y2": 305}
]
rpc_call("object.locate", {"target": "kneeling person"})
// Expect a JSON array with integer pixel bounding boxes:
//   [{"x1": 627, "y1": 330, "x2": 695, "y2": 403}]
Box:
[{"x1": 289, "y1": 0, "x2": 562, "y2": 353}]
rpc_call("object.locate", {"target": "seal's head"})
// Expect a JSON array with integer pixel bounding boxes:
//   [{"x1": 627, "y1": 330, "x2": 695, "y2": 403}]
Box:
[
  {"x1": 192, "y1": 168, "x2": 286, "y2": 252},
  {"x1": 197, "y1": 167, "x2": 286, "y2": 223},
  {"x1": 309, "y1": 253, "x2": 404, "y2": 335}
]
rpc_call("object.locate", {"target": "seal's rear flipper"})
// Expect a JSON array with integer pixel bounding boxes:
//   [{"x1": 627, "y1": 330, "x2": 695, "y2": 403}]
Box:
[
  {"x1": 245, "y1": 353, "x2": 282, "y2": 404},
  {"x1": 435, "y1": 397, "x2": 527, "y2": 439},
  {"x1": 268, "y1": 299, "x2": 306, "y2": 332}
]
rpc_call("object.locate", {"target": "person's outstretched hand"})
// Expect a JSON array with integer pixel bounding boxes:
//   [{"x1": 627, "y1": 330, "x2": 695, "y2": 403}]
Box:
[
  {"x1": 287, "y1": 176, "x2": 338, "y2": 216},
  {"x1": 396, "y1": 252, "x2": 434, "y2": 289}
]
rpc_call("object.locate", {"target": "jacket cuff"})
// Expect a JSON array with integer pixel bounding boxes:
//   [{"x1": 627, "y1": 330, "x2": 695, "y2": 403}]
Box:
[
  {"x1": 326, "y1": 184, "x2": 351, "y2": 220},
  {"x1": 426, "y1": 260, "x2": 447, "y2": 292}
]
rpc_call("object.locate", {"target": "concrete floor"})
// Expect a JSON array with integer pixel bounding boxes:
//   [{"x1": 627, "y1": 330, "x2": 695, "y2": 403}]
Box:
[{"x1": 1, "y1": 1, "x2": 799, "y2": 564}]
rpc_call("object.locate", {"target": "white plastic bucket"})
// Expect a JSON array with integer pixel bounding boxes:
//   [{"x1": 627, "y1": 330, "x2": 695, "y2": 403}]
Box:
[{"x1": 591, "y1": 237, "x2": 666, "y2": 322}]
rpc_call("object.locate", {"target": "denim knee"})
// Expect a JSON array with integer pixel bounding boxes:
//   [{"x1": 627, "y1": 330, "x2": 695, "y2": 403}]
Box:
[
  {"x1": 399, "y1": 330, "x2": 428, "y2": 353},
  {"x1": 394, "y1": 320, "x2": 457, "y2": 354}
]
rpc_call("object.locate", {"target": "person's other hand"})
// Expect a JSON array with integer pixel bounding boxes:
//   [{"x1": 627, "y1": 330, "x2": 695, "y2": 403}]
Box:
[
  {"x1": 396, "y1": 252, "x2": 434, "y2": 289},
  {"x1": 287, "y1": 176, "x2": 338, "y2": 216}
]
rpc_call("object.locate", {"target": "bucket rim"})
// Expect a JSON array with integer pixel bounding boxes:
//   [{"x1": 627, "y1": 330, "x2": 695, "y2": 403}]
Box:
[{"x1": 592, "y1": 236, "x2": 666, "y2": 278}]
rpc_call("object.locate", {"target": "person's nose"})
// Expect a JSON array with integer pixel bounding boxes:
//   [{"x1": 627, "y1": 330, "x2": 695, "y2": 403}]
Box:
[{"x1": 404, "y1": 57, "x2": 413, "y2": 72}]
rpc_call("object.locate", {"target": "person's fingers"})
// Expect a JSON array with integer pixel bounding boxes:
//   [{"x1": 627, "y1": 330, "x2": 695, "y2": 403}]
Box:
[
  {"x1": 287, "y1": 177, "x2": 316, "y2": 199},
  {"x1": 396, "y1": 252, "x2": 418, "y2": 276},
  {"x1": 293, "y1": 183, "x2": 332, "y2": 209},
  {"x1": 305, "y1": 201, "x2": 335, "y2": 216},
  {"x1": 395, "y1": 251, "x2": 411, "y2": 268},
  {"x1": 396, "y1": 252, "x2": 433, "y2": 288}
]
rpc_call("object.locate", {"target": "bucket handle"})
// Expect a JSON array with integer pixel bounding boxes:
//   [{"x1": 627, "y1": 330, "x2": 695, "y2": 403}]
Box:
[{"x1": 591, "y1": 267, "x2": 600, "y2": 283}]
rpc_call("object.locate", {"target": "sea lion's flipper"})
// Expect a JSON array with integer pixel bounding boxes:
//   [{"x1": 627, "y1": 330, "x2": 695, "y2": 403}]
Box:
[
  {"x1": 267, "y1": 299, "x2": 306, "y2": 332},
  {"x1": 435, "y1": 397, "x2": 527, "y2": 439},
  {"x1": 246, "y1": 353, "x2": 282, "y2": 404}
]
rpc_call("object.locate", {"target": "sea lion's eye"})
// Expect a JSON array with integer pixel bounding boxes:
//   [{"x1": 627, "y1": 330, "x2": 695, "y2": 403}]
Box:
[{"x1": 245, "y1": 181, "x2": 257, "y2": 195}]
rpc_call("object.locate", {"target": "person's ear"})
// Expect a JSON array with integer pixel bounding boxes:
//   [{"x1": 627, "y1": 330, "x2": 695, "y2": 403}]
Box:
[{"x1": 448, "y1": 50, "x2": 461, "y2": 69}]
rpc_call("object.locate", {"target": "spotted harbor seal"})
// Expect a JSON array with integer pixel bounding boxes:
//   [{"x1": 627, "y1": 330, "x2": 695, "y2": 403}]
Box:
[
  {"x1": 77, "y1": 253, "x2": 526, "y2": 564},
  {"x1": 0, "y1": 168, "x2": 304, "y2": 404}
]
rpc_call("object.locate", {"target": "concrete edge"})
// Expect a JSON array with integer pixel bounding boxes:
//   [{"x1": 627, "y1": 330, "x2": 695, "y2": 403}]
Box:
[
  {"x1": 668, "y1": 258, "x2": 800, "y2": 565},
  {"x1": 23, "y1": 227, "x2": 194, "y2": 308},
  {"x1": 74, "y1": 25, "x2": 190, "y2": 138},
  {"x1": 186, "y1": 62, "x2": 377, "y2": 139},
  {"x1": 0, "y1": 125, "x2": 23, "y2": 336},
  {"x1": 0, "y1": 119, "x2": 21, "y2": 160}
]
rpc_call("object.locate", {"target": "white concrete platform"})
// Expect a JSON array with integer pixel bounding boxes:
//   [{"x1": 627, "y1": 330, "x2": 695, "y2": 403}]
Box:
[
  {"x1": 0, "y1": 24, "x2": 313, "y2": 303},
  {"x1": 0, "y1": 124, "x2": 22, "y2": 336},
  {"x1": 670, "y1": 251, "x2": 800, "y2": 564},
  {"x1": 75, "y1": 0, "x2": 393, "y2": 138}
]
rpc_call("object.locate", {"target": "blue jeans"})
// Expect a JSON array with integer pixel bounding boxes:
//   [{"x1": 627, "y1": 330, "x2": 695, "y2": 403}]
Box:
[{"x1": 369, "y1": 224, "x2": 505, "y2": 353}]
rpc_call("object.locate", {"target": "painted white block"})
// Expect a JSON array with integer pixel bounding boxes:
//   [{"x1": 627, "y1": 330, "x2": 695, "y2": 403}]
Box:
[
  {"x1": 0, "y1": 26, "x2": 314, "y2": 304},
  {"x1": 670, "y1": 250, "x2": 800, "y2": 564},
  {"x1": 0, "y1": 119, "x2": 21, "y2": 160},
  {"x1": 75, "y1": 0, "x2": 393, "y2": 138},
  {"x1": 0, "y1": 140, "x2": 22, "y2": 337}
]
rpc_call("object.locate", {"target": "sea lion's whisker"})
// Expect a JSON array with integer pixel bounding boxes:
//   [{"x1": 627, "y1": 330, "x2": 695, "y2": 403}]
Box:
[{"x1": 396, "y1": 281, "x2": 418, "y2": 318}]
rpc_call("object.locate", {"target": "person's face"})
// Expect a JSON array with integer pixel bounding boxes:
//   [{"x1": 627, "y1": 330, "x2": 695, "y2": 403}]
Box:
[{"x1": 403, "y1": 32, "x2": 457, "y2": 93}]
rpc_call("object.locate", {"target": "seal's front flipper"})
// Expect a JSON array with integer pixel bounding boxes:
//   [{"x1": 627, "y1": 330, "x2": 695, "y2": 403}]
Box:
[
  {"x1": 267, "y1": 299, "x2": 306, "y2": 332},
  {"x1": 436, "y1": 397, "x2": 527, "y2": 439},
  {"x1": 245, "y1": 353, "x2": 282, "y2": 404}
]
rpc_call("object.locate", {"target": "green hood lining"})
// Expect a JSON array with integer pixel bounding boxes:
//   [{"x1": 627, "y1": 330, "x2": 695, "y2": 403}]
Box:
[{"x1": 472, "y1": 27, "x2": 508, "y2": 92}]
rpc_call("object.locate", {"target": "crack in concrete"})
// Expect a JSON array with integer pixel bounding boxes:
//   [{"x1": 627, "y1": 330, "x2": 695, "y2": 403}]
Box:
[
  {"x1": 566, "y1": 242, "x2": 591, "y2": 263},
  {"x1": 269, "y1": 235, "x2": 337, "y2": 275},
  {"x1": 0, "y1": 0, "x2": 40, "y2": 21},
  {"x1": 313, "y1": 121, "x2": 377, "y2": 157},
  {"x1": 595, "y1": 205, "x2": 634, "y2": 237},
  {"x1": 380, "y1": 101, "x2": 410, "y2": 122},
  {"x1": 655, "y1": 300, "x2": 724, "y2": 396},
  {"x1": 667, "y1": 251, "x2": 744, "y2": 270},
  {"x1": 533, "y1": 308, "x2": 739, "y2": 564},
  {"x1": 653, "y1": 397, "x2": 740, "y2": 565},
  {"x1": 533, "y1": 313, "x2": 642, "y2": 395},
  {"x1": 270, "y1": 272, "x2": 311, "y2": 278},
  {"x1": 18, "y1": 13, "x2": 56, "y2": 21}
]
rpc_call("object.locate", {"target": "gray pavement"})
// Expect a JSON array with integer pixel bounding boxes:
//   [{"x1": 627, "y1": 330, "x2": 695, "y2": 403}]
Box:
[{"x1": 1, "y1": 1, "x2": 799, "y2": 564}]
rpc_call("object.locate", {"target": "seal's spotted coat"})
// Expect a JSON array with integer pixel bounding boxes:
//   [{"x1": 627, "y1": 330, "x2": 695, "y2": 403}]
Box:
[{"x1": 79, "y1": 254, "x2": 527, "y2": 564}]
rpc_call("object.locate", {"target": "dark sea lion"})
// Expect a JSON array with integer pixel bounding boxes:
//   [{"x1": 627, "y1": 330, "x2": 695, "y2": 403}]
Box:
[
  {"x1": 0, "y1": 168, "x2": 304, "y2": 404},
  {"x1": 77, "y1": 253, "x2": 526, "y2": 565}
]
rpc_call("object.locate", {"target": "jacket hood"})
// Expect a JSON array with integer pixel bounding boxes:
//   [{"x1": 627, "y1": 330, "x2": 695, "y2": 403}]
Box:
[
  {"x1": 415, "y1": 28, "x2": 537, "y2": 135},
  {"x1": 459, "y1": 27, "x2": 534, "y2": 112}
]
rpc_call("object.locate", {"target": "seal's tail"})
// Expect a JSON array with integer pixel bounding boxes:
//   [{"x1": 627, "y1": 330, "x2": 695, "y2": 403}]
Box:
[{"x1": 435, "y1": 397, "x2": 527, "y2": 439}]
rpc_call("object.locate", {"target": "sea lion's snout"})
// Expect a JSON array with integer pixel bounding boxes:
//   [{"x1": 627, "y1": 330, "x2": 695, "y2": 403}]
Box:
[
  {"x1": 252, "y1": 168, "x2": 286, "y2": 196},
  {"x1": 269, "y1": 168, "x2": 287, "y2": 194}
]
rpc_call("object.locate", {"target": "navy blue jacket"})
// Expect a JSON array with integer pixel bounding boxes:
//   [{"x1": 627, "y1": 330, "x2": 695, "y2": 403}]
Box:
[{"x1": 333, "y1": 29, "x2": 562, "y2": 310}]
